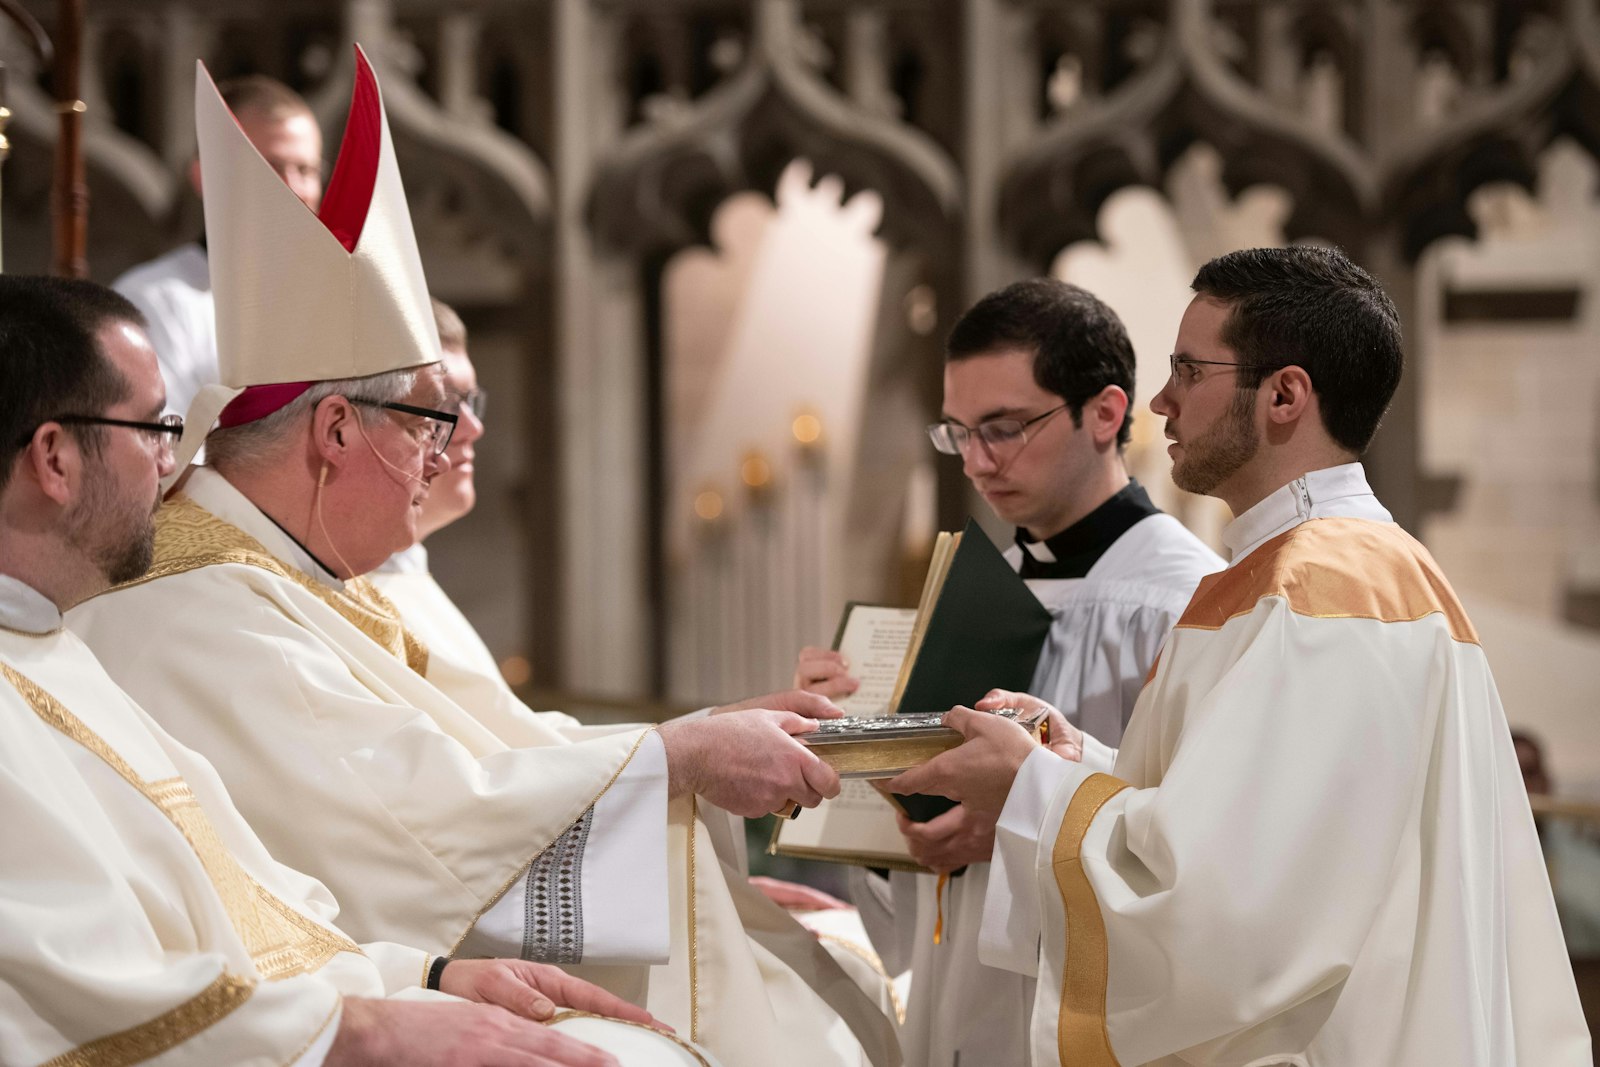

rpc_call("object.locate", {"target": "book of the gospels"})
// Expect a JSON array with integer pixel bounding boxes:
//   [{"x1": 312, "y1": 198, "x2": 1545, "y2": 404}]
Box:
[{"x1": 771, "y1": 518, "x2": 1051, "y2": 870}]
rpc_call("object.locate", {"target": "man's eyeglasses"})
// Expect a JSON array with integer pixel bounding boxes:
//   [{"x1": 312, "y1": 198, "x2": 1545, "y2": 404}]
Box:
[
  {"x1": 928, "y1": 403, "x2": 1068, "y2": 457},
  {"x1": 16, "y1": 413, "x2": 184, "y2": 452},
  {"x1": 1167, "y1": 354, "x2": 1288, "y2": 392},
  {"x1": 454, "y1": 388, "x2": 487, "y2": 421},
  {"x1": 348, "y1": 399, "x2": 458, "y2": 456}
]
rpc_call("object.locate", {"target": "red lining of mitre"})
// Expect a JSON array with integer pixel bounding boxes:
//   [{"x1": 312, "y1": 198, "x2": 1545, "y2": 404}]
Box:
[
  {"x1": 317, "y1": 46, "x2": 382, "y2": 254},
  {"x1": 218, "y1": 382, "x2": 313, "y2": 428}
]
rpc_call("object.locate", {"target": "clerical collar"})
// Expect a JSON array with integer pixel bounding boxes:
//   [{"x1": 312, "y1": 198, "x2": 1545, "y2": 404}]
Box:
[
  {"x1": 1221, "y1": 462, "x2": 1390, "y2": 565},
  {"x1": 0, "y1": 574, "x2": 64, "y2": 634},
  {"x1": 183, "y1": 467, "x2": 344, "y2": 589},
  {"x1": 260, "y1": 512, "x2": 342, "y2": 583},
  {"x1": 1015, "y1": 479, "x2": 1161, "y2": 579}
]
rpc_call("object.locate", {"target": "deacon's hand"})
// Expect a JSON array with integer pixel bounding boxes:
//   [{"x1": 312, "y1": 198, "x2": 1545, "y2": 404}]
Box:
[
  {"x1": 659, "y1": 710, "x2": 842, "y2": 818},
  {"x1": 886, "y1": 704, "x2": 1041, "y2": 817},
  {"x1": 894, "y1": 803, "x2": 998, "y2": 873},
  {"x1": 750, "y1": 874, "x2": 852, "y2": 911},
  {"x1": 329, "y1": 997, "x2": 618, "y2": 1067},
  {"x1": 712, "y1": 687, "x2": 845, "y2": 720},
  {"x1": 792, "y1": 647, "x2": 860, "y2": 699},
  {"x1": 439, "y1": 959, "x2": 669, "y2": 1031},
  {"x1": 974, "y1": 690, "x2": 1084, "y2": 763}
]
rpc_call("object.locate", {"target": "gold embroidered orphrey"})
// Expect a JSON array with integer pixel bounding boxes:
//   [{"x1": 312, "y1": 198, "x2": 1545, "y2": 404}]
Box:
[
  {"x1": 116, "y1": 493, "x2": 429, "y2": 674},
  {"x1": 0, "y1": 662, "x2": 362, "y2": 983}
]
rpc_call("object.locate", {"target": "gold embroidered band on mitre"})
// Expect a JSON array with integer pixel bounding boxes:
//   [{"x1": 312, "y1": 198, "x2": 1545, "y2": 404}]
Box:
[
  {"x1": 1051, "y1": 771, "x2": 1130, "y2": 1067},
  {"x1": 1, "y1": 663, "x2": 361, "y2": 983},
  {"x1": 119, "y1": 494, "x2": 429, "y2": 674}
]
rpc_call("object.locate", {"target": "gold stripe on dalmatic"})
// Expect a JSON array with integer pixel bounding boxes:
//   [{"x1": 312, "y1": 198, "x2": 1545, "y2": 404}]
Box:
[{"x1": 1051, "y1": 772, "x2": 1130, "y2": 1067}]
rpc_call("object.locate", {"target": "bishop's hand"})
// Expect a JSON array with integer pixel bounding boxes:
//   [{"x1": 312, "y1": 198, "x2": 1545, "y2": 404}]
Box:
[
  {"x1": 659, "y1": 709, "x2": 842, "y2": 818},
  {"x1": 711, "y1": 686, "x2": 845, "y2": 720},
  {"x1": 439, "y1": 959, "x2": 668, "y2": 1031}
]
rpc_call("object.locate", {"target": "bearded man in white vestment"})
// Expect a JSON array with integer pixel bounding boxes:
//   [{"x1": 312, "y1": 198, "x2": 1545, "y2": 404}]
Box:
[
  {"x1": 0, "y1": 274, "x2": 732, "y2": 1067},
  {"x1": 889, "y1": 246, "x2": 1592, "y2": 1066},
  {"x1": 794, "y1": 279, "x2": 1221, "y2": 1066},
  {"x1": 70, "y1": 52, "x2": 897, "y2": 1067}
]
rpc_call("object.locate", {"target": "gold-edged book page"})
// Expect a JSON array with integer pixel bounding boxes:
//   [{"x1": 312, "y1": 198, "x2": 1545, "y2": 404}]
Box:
[
  {"x1": 769, "y1": 780, "x2": 929, "y2": 874},
  {"x1": 887, "y1": 531, "x2": 960, "y2": 713}
]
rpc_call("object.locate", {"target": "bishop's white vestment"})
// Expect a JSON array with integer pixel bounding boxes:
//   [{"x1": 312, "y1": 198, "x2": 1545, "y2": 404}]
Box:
[
  {"x1": 983, "y1": 464, "x2": 1593, "y2": 1066},
  {"x1": 370, "y1": 544, "x2": 908, "y2": 1031},
  {"x1": 70, "y1": 468, "x2": 897, "y2": 1067},
  {"x1": 0, "y1": 574, "x2": 724, "y2": 1067},
  {"x1": 881, "y1": 489, "x2": 1222, "y2": 1067}
]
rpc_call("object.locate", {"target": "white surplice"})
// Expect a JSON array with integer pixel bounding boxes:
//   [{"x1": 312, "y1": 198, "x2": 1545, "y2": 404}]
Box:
[
  {"x1": 70, "y1": 469, "x2": 897, "y2": 1067},
  {"x1": 984, "y1": 465, "x2": 1593, "y2": 1066},
  {"x1": 878, "y1": 513, "x2": 1222, "y2": 1067}
]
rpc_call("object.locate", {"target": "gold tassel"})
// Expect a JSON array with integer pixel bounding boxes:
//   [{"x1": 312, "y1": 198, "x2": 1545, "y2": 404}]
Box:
[{"x1": 933, "y1": 871, "x2": 950, "y2": 945}]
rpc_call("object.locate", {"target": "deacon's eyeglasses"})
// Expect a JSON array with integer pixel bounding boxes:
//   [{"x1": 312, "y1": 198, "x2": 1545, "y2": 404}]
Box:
[
  {"x1": 1167, "y1": 354, "x2": 1289, "y2": 393},
  {"x1": 348, "y1": 398, "x2": 459, "y2": 456},
  {"x1": 927, "y1": 403, "x2": 1068, "y2": 457},
  {"x1": 16, "y1": 413, "x2": 184, "y2": 452}
]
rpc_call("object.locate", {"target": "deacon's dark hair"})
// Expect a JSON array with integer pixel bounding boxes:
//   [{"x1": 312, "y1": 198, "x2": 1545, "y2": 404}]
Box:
[
  {"x1": 1191, "y1": 246, "x2": 1403, "y2": 454},
  {"x1": 946, "y1": 278, "x2": 1136, "y2": 448},
  {"x1": 0, "y1": 275, "x2": 143, "y2": 492}
]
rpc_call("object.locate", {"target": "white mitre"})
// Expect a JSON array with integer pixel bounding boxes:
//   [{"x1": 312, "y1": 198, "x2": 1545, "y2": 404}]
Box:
[{"x1": 166, "y1": 45, "x2": 440, "y2": 490}]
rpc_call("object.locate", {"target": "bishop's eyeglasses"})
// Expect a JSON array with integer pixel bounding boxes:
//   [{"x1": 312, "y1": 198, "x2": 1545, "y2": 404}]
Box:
[
  {"x1": 348, "y1": 398, "x2": 459, "y2": 456},
  {"x1": 927, "y1": 403, "x2": 1068, "y2": 458}
]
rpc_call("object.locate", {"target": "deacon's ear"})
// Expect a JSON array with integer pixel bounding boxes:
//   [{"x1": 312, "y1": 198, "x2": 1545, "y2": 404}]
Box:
[
  {"x1": 1265, "y1": 366, "x2": 1315, "y2": 424},
  {"x1": 309, "y1": 395, "x2": 358, "y2": 469},
  {"x1": 22, "y1": 424, "x2": 81, "y2": 507},
  {"x1": 1089, "y1": 384, "x2": 1130, "y2": 447}
]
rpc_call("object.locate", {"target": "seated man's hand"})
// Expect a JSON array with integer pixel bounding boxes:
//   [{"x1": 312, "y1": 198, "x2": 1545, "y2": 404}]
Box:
[
  {"x1": 330, "y1": 996, "x2": 618, "y2": 1066},
  {"x1": 791, "y1": 647, "x2": 860, "y2": 699},
  {"x1": 894, "y1": 802, "x2": 998, "y2": 874},
  {"x1": 713, "y1": 687, "x2": 844, "y2": 720},
  {"x1": 975, "y1": 689, "x2": 1083, "y2": 762},
  {"x1": 439, "y1": 959, "x2": 669, "y2": 1031},
  {"x1": 659, "y1": 710, "x2": 842, "y2": 818},
  {"x1": 887, "y1": 700, "x2": 1056, "y2": 817},
  {"x1": 750, "y1": 874, "x2": 852, "y2": 911}
]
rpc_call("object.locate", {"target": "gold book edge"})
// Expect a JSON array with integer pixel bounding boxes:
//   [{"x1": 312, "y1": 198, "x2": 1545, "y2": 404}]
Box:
[{"x1": 805, "y1": 733, "x2": 965, "y2": 778}]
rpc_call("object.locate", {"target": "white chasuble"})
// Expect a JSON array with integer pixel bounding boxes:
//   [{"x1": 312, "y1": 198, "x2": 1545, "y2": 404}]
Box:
[
  {"x1": 881, "y1": 513, "x2": 1220, "y2": 1067},
  {"x1": 986, "y1": 499, "x2": 1591, "y2": 1065},
  {"x1": 71, "y1": 470, "x2": 896, "y2": 1067},
  {"x1": 0, "y1": 593, "x2": 400, "y2": 1066}
]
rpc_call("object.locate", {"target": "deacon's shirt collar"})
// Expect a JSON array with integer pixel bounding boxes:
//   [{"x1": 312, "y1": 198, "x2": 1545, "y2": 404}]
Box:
[
  {"x1": 374, "y1": 542, "x2": 429, "y2": 577},
  {"x1": 0, "y1": 574, "x2": 64, "y2": 634},
  {"x1": 1221, "y1": 462, "x2": 1391, "y2": 566},
  {"x1": 1015, "y1": 479, "x2": 1162, "y2": 579}
]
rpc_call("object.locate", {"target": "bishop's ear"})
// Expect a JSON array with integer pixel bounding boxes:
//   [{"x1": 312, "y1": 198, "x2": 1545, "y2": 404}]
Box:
[{"x1": 309, "y1": 394, "x2": 359, "y2": 471}]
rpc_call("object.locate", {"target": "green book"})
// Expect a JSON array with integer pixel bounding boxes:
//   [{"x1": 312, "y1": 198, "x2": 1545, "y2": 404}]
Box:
[{"x1": 890, "y1": 518, "x2": 1052, "y2": 823}]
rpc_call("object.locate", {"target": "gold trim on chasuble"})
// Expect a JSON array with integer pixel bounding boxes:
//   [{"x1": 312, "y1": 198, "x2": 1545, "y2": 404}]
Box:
[
  {"x1": 0, "y1": 664, "x2": 361, "y2": 986},
  {"x1": 1051, "y1": 772, "x2": 1130, "y2": 1067},
  {"x1": 1177, "y1": 518, "x2": 1479, "y2": 644},
  {"x1": 116, "y1": 494, "x2": 429, "y2": 674},
  {"x1": 36, "y1": 972, "x2": 255, "y2": 1067}
]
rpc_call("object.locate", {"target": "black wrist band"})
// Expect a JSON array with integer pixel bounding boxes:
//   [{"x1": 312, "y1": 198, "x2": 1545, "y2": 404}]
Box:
[{"x1": 426, "y1": 955, "x2": 450, "y2": 990}]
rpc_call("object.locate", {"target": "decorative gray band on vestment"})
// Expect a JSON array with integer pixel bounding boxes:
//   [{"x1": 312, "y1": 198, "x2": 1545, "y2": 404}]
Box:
[{"x1": 522, "y1": 806, "x2": 593, "y2": 963}]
